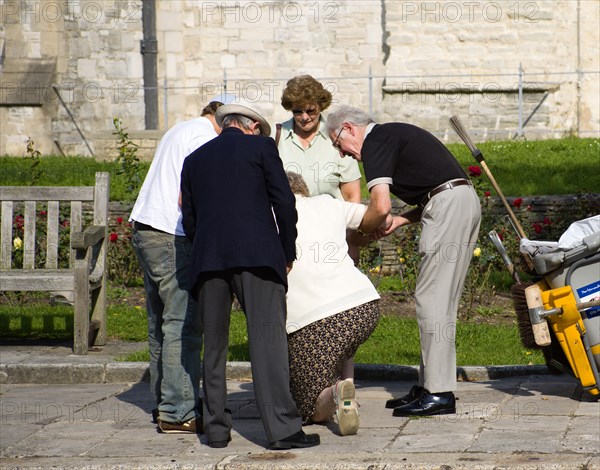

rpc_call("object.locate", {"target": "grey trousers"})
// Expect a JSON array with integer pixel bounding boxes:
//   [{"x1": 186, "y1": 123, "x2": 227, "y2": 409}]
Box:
[
  {"x1": 416, "y1": 184, "x2": 481, "y2": 393},
  {"x1": 196, "y1": 267, "x2": 302, "y2": 444}
]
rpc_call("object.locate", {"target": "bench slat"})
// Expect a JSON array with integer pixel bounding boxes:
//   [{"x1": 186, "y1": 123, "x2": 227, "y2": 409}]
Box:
[
  {"x1": 70, "y1": 201, "x2": 82, "y2": 266},
  {"x1": 0, "y1": 186, "x2": 94, "y2": 201},
  {"x1": 1, "y1": 201, "x2": 14, "y2": 269},
  {"x1": 0, "y1": 269, "x2": 74, "y2": 291},
  {"x1": 23, "y1": 201, "x2": 36, "y2": 269},
  {"x1": 46, "y1": 201, "x2": 59, "y2": 269}
]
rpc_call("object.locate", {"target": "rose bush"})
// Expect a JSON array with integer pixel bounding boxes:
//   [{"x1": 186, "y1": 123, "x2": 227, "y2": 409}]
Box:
[{"x1": 107, "y1": 216, "x2": 142, "y2": 286}]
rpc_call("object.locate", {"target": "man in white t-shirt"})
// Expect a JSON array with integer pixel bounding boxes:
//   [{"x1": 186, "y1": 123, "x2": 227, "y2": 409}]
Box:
[{"x1": 130, "y1": 96, "x2": 233, "y2": 433}]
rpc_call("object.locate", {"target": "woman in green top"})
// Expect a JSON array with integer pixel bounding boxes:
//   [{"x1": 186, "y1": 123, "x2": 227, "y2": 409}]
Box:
[{"x1": 277, "y1": 75, "x2": 362, "y2": 203}]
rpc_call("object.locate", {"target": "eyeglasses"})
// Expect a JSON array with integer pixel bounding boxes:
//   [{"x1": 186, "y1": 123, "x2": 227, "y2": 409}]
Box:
[
  {"x1": 332, "y1": 127, "x2": 344, "y2": 150},
  {"x1": 292, "y1": 107, "x2": 319, "y2": 117}
]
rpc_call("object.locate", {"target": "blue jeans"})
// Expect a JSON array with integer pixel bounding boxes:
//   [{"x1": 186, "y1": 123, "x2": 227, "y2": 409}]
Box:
[{"x1": 132, "y1": 228, "x2": 202, "y2": 423}]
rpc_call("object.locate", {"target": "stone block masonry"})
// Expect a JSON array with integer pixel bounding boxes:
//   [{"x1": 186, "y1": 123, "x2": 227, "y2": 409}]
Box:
[{"x1": 0, "y1": 0, "x2": 598, "y2": 157}]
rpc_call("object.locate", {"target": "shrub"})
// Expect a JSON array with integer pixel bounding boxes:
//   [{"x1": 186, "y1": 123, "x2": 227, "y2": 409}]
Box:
[
  {"x1": 10, "y1": 206, "x2": 74, "y2": 269},
  {"x1": 107, "y1": 216, "x2": 143, "y2": 287}
]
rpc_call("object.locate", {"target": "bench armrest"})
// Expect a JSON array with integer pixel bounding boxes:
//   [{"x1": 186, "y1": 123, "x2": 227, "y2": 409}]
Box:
[{"x1": 72, "y1": 225, "x2": 106, "y2": 249}]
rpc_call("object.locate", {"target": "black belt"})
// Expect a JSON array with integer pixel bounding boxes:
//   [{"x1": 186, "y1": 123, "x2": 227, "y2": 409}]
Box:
[
  {"x1": 134, "y1": 221, "x2": 163, "y2": 232},
  {"x1": 420, "y1": 179, "x2": 472, "y2": 208}
]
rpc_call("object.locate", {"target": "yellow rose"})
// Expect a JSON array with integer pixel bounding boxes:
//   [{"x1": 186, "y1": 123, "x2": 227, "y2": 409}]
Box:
[
  {"x1": 399, "y1": 257, "x2": 406, "y2": 264},
  {"x1": 13, "y1": 237, "x2": 23, "y2": 250},
  {"x1": 473, "y1": 247, "x2": 481, "y2": 257}
]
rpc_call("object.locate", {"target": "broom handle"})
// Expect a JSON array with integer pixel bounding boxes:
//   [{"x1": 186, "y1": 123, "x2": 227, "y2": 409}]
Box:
[
  {"x1": 480, "y1": 161, "x2": 528, "y2": 240},
  {"x1": 450, "y1": 115, "x2": 534, "y2": 270}
]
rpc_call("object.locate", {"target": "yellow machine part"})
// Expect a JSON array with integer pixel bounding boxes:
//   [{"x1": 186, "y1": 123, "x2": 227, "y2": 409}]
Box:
[{"x1": 541, "y1": 284, "x2": 599, "y2": 395}]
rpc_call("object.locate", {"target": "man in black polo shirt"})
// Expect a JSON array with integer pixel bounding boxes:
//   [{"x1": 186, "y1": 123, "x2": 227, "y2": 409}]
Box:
[{"x1": 326, "y1": 105, "x2": 481, "y2": 417}]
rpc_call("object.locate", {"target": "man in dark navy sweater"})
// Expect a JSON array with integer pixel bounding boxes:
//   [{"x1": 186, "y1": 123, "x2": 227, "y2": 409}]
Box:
[{"x1": 180, "y1": 101, "x2": 320, "y2": 450}]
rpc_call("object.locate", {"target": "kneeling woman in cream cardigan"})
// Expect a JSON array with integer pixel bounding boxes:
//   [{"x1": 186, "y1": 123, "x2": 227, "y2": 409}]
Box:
[{"x1": 285, "y1": 172, "x2": 381, "y2": 436}]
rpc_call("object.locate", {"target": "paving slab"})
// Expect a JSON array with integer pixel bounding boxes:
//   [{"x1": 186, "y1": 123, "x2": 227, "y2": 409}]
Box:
[
  {"x1": 1, "y1": 376, "x2": 599, "y2": 469},
  {"x1": 1, "y1": 341, "x2": 599, "y2": 468}
]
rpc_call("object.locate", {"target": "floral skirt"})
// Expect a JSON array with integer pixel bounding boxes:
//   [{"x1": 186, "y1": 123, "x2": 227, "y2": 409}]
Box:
[{"x1": 287, "y1": 300, "x2": 380, "y2": 422}]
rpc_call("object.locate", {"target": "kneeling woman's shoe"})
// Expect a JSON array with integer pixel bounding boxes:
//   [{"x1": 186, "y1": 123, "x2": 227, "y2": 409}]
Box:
[
  {"x1": 334, "y1": 379, "x2": 359, "y2": 435},
  {"x1": 392, "y1": 390, "x2": 456, "y2": 417}
]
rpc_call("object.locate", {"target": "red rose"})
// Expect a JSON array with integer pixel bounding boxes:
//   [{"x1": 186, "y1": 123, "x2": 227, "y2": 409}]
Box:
[
  {"x1": 39, "y1": 210, "x2": 47, "y2": 217},
  {"x1": 533, "y1": 223, "x2": 543, "y2": 234},
  {"x1": 116, "y1": 217, "x2": 124, "y2": 224},
  {"x1": 484, "y1": 191, "x2": 491, "y2": 197},
  {"x1": 543, "y1": 217, "x2": 552, "y2": 225},
  {"x1": 109, "y1": 233, "x2": 119, "y2": 242},
  {"x1": 497, "y1": 232, "x2": 504, "y2": 241},
  {"x1": 513, "y1": 198, "x2": 523, "y2": 209},
  {"x1": 468, "y1": 165, "x2": 481, "y2": 177}
]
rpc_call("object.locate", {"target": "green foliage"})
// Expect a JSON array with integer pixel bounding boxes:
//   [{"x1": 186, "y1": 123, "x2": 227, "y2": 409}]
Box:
[
  {"x1": 354, "y1": 314, "x2": 544, "y2": 366},
  {"x1": 3, "y1": 137, "x2": 597, "y2": 201},
  {"x1": 0, "y1": 156, "x2": 150, "y2": 201},
  {"x1": 107, "y1": 217, "x2": 143, "y2": 286},
  {"x1": 105, "y1": 310, "x2": 543, "y2": 366},
  {"x1": 113, "y1": 117, "x2": 142, "y2": 201},
  {"x1": 448, "y1": 137, "x2": 600, "y2": 196},
  {"x1": 359, "y1": 137, "x2": 599, "y2": 199},
  {"x1": 0, "y1": 304, "x2": 73, "y2": 340},
  {"x1": 25, "y1": 137, "x2": 42, "y2": 186},
  {"x1": 107, "y1": 305, "x2": 148, "y2": 342},
  {"x1": 10, "y1": 206, "x2": 73, "y2": 269}
]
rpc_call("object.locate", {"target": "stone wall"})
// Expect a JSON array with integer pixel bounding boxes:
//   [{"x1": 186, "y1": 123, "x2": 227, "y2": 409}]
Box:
[{"x1": 0, "y1": 0, "x2": 599, "y2": 158}]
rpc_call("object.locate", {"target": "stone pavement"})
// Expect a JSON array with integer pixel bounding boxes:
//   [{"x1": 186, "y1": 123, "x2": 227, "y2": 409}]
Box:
[{"x1": 1, "y1": 341, "x2": 599, "y2": 469}]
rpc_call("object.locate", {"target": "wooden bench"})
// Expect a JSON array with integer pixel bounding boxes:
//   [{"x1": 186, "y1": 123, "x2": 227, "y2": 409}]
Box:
[{"x1": 0, "y1": 172, "x2": 110, "y2": 354}]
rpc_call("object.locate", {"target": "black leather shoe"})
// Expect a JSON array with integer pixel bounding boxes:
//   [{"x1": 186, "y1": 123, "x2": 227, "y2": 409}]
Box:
[
  {"x1": 392, "y1": 391, "x2": 456, "y2": 417},
  {"x1": 385, "y1": 385, "x2": 424, "y2": 409},
  {"x1": 208, "y1": 436, "x2": 231, "y2": 448},
  {"x1": 268, "y1": 430, "x2": 320, "y2": 450}
]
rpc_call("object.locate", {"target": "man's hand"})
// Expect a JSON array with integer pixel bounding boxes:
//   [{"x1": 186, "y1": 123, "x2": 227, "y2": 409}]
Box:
[
  {"x1": 286, "y1": 261, "x2": 294, "y2": 274},
  {"x1": 371, "y1": 214, "x2": 411, "y2": 239}
]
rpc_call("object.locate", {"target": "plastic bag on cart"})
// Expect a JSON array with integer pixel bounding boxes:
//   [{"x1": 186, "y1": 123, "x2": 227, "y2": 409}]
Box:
[
  {"x1": 557, "y1": 214, "x2": 600, "y2": 249},
  {"x1": 519, "y1": 215, "x2": 600, "y2": 256},
  {"x1": 519, "y1": 215, "x2": 600, "y2": 275}
]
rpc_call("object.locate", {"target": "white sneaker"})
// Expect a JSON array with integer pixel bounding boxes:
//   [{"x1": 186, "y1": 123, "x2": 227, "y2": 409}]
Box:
[{"x1": 333, "y1": 379, "x2": 359, "y2": 436}]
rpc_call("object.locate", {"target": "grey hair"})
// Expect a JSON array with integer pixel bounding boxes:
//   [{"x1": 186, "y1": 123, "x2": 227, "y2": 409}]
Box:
[
  {"x1": 222, "y1": 113, "x2": 255, "y2": 132},
  {"x1": 286, "y1": 171, "x2": 310, "y2": 197},
  {"x1": 325, "y1": 105, "x2": 375, "y2": 134}
]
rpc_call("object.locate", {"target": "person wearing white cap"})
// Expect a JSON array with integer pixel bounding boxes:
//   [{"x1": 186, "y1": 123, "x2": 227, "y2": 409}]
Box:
[
  {"x1": 130, "y1": 96, "x2": 230, "y2": 434},
  {"x1": 180, "y1": 101, "x2": 320, "y2": 450}
]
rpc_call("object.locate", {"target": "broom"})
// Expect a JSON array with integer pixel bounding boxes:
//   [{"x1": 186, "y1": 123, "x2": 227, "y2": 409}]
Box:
[
  {"x1": 488, "y1": 230, "x2": 548, "y2": 348},
  {"x1": 449, "y1": 114, "x2": 545, "y2": 349}
]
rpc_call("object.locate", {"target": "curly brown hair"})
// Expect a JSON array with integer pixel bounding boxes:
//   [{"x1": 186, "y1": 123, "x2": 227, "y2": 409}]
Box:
[{"x1": 281, "y1": 75, "x2": 332, "y2": 112}]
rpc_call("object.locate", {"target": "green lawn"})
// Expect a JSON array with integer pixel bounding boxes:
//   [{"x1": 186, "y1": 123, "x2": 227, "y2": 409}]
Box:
[
  {"x1": 0, "y1": 303, "x2": 544, "y2": 366},
  {"x1": 0, "y1": 156, "x2": 151, "y2": 202},
  {"x1": 357, "y1": 137, "x2": 599, "y2": 198},
  {"x1": 2, "y1": 137, "x2": 599, "y2": 200}
]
